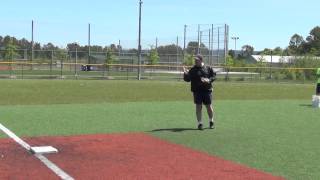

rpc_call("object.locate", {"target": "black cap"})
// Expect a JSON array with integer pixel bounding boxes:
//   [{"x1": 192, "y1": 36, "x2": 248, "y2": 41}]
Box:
[{"x1": 195, "y1": 54, "x2": 203, "y2": 61}]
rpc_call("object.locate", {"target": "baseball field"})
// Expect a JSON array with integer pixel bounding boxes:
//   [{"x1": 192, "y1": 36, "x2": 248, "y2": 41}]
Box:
[{"x1": 0, "y1": 80, "x2": 319, "y2": 179}]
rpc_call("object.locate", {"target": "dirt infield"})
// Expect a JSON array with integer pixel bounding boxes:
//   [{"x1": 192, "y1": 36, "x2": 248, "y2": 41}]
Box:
[{"x1": 0, "y1": 133, "x2": 284, "y2": 179}]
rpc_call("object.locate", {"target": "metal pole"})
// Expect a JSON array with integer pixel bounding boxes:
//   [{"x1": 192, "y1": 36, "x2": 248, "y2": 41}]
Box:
[
  {"x1": 183, "y1": 25, "x2": 186, "y2": 61},
  {"x1": 24, "y1": 49, "x2": 27, "y2": 60},
  {"x1": 137, "y1": 0, "x2": 143, "y2": 80},
  {"x1": 269, "y1": 50, "x2": 273, "y2": 79},
  {"x1": 224, "y1": 24, "x2": 228, "y2": 65},
  {"x1": 31, "y1": 20, "x2": 34, "y2": 68},
  {"x1": 235, "y1": 38, "x2": 237, "y2": 51},
  {"x1": 88, "y1": 23, "x2": 91, "y2": 64},
  {"x1": 50, "y1": 50, "x2": 53, "y2": 77},
  {"x1": 118, "y1": 39, "x2": 121, "y2": 57},
  {"x1": 231, "y1": 37, "x2": 239, "y2": 52},
  {"x1": 155, "y1": 37, "x2": 158, "y2": 49},
  {"x1": 208, "y1": 28, "x2": 211, "y2": 65},
  {"x1": 217, "y1": 27, "x2": 220, "y2": 64},
  {"x1": 75, "y1": 45, "x2": 78, "y2": 78},
  {"x1": 199, "y1": 31, "x2": 203, "y2": 55},
  {"x1": 211, "y1": 24, "x2": 214, "y2": 65},
  {"x1": 21, "y1": 61, "x2": 24, "y2": 79},
  {"x1": 176, "y1": 36, "x2": 179, "y2": 70},
  {"x1": 197, "y1": 24, "x2": 200, "y2": 54}
]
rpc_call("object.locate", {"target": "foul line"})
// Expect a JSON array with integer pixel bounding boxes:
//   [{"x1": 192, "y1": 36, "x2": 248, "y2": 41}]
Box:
[{"x1": 0, "y1": 123, "x2": 74, "y2": 180}]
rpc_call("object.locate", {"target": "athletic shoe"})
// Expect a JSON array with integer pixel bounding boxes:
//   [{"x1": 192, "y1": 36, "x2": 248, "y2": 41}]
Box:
[
  {"x1": 209, "y1": 121, "x2": 215, "y2": 129},
  {"x1": 198, "y1": 124, "x2": 203, "y2": 130}
]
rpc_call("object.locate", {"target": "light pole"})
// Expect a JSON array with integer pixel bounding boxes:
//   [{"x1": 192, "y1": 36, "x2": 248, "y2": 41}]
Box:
[
  {"x1": 74, "y1": 42, "x2": 79, "y2": 78},
  {"x1": 137, "y1": 0, "x2": 143, "y2": 80},
  {"x1": 231, "y1": 36, "x2": 239, "y2": 52}
]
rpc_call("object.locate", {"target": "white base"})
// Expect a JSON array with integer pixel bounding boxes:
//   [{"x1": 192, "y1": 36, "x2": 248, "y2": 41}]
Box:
[
  {"x1": 30, "y1": 146, "x2": 58, "y2": 154},
  {"x1": 312, "y1": 95, "x2": 320, "y2": 108}
]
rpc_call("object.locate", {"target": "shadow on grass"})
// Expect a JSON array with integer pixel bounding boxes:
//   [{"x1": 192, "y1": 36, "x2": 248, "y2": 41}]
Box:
[
  {"x1": 299, "y1": 104, "x2": 313, "y2": 108},
  {"x1": 149, "y1": 128, "x2": 199, "y2": 133}
]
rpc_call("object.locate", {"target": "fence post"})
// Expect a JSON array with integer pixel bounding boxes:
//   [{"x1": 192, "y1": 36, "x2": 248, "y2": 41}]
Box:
[
  {"x1": 50, "y1": 50, "x2": 53, "y2": 78},
  {"x1": 60, "y1": 59, "x2": 63, "y2": 79},
  {"x1": 21, "y1": 62, "x2": 24, "y2": 79},
  {"x1": 127, "y1": 66, "x2": 129, "y2": 80}
]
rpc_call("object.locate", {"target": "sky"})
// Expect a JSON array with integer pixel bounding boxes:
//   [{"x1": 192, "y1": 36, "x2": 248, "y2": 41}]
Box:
[{"x1": 0, "y1": 0, "x2": 319, "y2": 51}]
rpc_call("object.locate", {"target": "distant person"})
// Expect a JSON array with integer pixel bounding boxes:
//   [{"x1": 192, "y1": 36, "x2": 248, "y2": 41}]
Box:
[
  {"x1": 183, "y1": 54, "x2": 216, "y2": 130},
  {"x1": 316, "y1": 68, "x2": 320, "y2": 95}
]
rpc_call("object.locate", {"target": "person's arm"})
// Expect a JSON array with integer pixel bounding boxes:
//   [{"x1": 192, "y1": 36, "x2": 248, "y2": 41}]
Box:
[
  {"x1": 200, "y1": 67, "x2": 216, "y2": 84},
  {"x1": 183, "y1": 66, "x2": 191, "y2": 82},
  {"x1": 208, "y1": 67, "x2": 216, "y2": 83}
]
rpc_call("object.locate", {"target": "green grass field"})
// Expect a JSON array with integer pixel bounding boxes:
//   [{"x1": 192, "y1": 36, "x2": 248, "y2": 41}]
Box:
[{"x1": 0, "y1": 79, "x2": 319, "y2": 179}]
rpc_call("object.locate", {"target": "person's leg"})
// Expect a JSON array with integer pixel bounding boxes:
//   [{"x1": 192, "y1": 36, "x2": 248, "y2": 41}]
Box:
[
  {"x1": 196, "y1": 104, "x2": 202, "y2": 124},
  {"x1": 316, "y1": 83, "x2": 320, "y2": 96},
  {"x1": 205, "y1": 104, "x2": 214, "y2": 129},
  {"x1": 193, "y1": 92, "x2": 203, "y2": 130},
  {"x1": 205, "y1": 104, "x2": 213, "y2": 122},
  {"x1": 203, "y1": 91, "x2": 214, "y2": 128}
]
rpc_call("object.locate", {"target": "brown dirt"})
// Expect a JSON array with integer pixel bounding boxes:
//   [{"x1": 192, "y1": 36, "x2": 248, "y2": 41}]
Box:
[{"x1": 0, "y1": 133, "x2": 285, "y2": 180}]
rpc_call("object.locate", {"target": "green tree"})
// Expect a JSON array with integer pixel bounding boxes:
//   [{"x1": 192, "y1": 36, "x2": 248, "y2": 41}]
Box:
[
  {"x1": 273, "y1": 47, "x2": 283, "y2": 55},
  {"x1": 4, "y1": 39, "x2": 17, "y2": 61},
  {"x1": 104, "y1": 48, "x2": 116, "y2": 76},
  {"x1": 288, "y1": 34, "x2": 304, "y2": 55},
  {"x1": 4, "y1": 39, "x2": 17, "y2": 76},
  {"x1": 241, "y1": 45, "x2": 254, "y2": 57},
  {"x1": 228, "y1": 50, "x2": 235, "y2": 59},
  {"x1": 55, "y1": 49, "x2": 67, "y2": 61},
  {"x1": 186, "y1": 41, "x2": 198, "y2": 55},
  {"x1": 260, "y1": 48, "x2": 273, "y2": 55},
  {"x1": 304, "y1": 26, "x2": 320, "y2": 55},
  {"x1": 157, "y1": 44, "x2": 182, "y2": 55},
  {"x1": 255, "y1": 55, "x2": 267, "y2": 79},
  {"x1": 226, "y1": 55, "x2": 234, "y2": 67},
  {"x1": 147, "y1": 47, "x2": 159, "y2": 65},
  {"x1": 183, "y1": 53, "x2": 194, "y2": 66}
]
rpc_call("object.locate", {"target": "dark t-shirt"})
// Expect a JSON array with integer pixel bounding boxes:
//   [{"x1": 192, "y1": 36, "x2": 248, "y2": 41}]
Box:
[{"x1": 183, "y1": 65, "x2": 216, "y2": 92}]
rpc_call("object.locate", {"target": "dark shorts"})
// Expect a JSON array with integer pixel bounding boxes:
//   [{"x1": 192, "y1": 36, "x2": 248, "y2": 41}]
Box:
[
  {"x1": 317, "y1": 83, "x2": 320, "y2": 94},
  {"x1": 193, "y1": 91, "x2": 212, "y2": 105}
]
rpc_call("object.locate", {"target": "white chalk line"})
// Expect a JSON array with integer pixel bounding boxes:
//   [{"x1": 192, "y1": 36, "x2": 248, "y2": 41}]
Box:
[{"x1": 0, "y1": 123, "x2": 74, "y2": 180}]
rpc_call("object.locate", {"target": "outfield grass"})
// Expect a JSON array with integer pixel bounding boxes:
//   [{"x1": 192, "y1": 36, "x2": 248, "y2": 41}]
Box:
[
  {"x1": 0, "y1": 80, "x2": 319, "y2": 179},
  {"x1": 0, "y1": 79, "x2": 315, "y2": 105}
]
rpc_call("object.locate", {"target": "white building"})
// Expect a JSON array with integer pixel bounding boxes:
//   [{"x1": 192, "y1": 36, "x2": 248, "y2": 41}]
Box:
[{"x1": 251, "y1": 55, "x2": 320, "y2": 64}]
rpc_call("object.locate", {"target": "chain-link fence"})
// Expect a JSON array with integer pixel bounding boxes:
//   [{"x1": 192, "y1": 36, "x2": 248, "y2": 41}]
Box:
[
  {"x1": 184, "y1": 24, "x2": 229, "y2": 65},
  {"x1": 0, "y1": 56, "x2": 319, "y2": 83}
]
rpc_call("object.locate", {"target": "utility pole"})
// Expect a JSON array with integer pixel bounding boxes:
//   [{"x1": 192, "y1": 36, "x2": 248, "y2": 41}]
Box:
[
  {"x1": 217, "y1": 27, "x2": 220, "y2": 64},
  {"x1": 183, "y1": 25, "x2": 186, "y2": 61},
  {"x1": 75, "y1": 43, "x2": 78, "y2": 78},
  {"x1": 31, "y1": 20, "x2": 34, "y2": 68},
  {"x1": 197, "y1": 24, "x2": 200, "y2": 54},
  {"x1": 155, "y1": 37, "x2": 158, "y2": 50},
  {"x1": 88, "y1": 23, "x2": 91, "y2": 64},
  {"x1": 224, "y1": 24, "x2": 229, "y2": 65},
  {"x1": 137, "y1": 0, "x2": 143, "y2": 80}
]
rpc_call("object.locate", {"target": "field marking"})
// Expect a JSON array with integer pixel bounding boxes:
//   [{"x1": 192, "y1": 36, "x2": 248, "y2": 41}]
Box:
[
  {"x1": 0, "y1": 123, "x2": 74, "y2": 180},
  {"x1": 0, "y1": 123, "x2": 31, "y2": 150}
]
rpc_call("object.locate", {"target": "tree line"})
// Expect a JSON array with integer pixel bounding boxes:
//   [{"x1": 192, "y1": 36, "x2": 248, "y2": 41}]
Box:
[
  {"x1": 1, "y1": 25, "x2": 320, "y2": 61},
  {"x1": 230, "y1": 26, "x2": 320, "y2": 59}
]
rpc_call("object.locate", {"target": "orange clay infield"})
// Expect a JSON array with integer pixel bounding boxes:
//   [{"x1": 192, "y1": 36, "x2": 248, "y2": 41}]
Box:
[{"x1": 0, "y1": 133, "x2": 284, "y2": 180}]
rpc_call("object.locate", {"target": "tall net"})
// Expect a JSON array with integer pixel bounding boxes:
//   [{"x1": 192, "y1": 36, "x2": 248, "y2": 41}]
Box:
[{"x1": 184, "y1": 24, "x2": 229, "y2": 65}]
